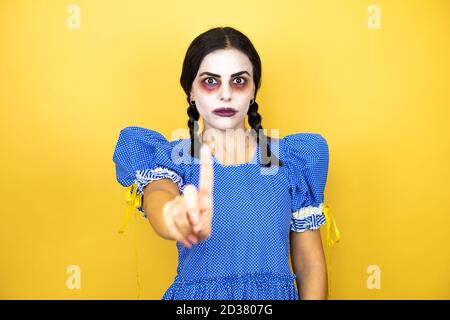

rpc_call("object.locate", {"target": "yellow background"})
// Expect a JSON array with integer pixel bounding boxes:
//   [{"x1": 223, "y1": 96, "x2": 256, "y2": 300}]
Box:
[{"x1": 0, "y1": 0, "x2": 449, "y2": 299}]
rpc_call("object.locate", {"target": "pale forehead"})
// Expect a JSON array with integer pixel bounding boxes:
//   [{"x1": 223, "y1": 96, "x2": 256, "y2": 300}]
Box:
[{"x1": 197, "y1": 48, "x2": 253, "y2": 76}]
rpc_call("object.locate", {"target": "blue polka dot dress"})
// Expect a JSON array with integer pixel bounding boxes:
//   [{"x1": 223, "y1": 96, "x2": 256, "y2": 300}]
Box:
[{"x1": 112, "y1": 126, "x2": 330, "y2": 300}]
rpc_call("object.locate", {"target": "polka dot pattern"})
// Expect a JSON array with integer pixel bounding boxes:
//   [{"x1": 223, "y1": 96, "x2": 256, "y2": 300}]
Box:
[{"x1": 112, "y1": 126, "x2": 329, "y2": 300}]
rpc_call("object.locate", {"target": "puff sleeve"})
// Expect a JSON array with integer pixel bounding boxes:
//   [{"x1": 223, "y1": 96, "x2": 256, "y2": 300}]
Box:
[
  {"x1": 282, "y1": 133, "x2": 329, "y2": 232},
  {"x1": 112, "y1": 126, "x2": 186, "y2": 217}
]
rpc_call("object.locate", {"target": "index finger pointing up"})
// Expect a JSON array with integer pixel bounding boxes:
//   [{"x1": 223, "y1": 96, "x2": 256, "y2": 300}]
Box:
[{"x1": 199, "y1": 143, "x2": 214, "y2": 200}]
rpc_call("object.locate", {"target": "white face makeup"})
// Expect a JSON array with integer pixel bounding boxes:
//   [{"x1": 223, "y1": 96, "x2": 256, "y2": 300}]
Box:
[{"x1": 190, "y1": 48, "x2": 256, "y2": 133}]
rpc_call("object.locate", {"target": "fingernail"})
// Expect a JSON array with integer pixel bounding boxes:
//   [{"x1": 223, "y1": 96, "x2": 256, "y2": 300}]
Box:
[
  {"x1": 183, "y1": 241, "x2": 192, "y2": 249},
  {"x1": 194, "y1": 224, "x2": 203, "y2": 233},
  {"x1": 188, "y1": 235, "x2": 198, "y2": 244}
]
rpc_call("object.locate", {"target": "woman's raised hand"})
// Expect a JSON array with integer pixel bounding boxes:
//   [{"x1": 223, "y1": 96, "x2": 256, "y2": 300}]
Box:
[{"x1": 162, "y1": 144, "x2": 214, "y2": 248}]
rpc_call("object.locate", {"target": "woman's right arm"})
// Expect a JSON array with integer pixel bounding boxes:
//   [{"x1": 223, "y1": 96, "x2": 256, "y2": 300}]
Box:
[
  {"x1": 142, "y1": 143, "x2": 214, "y2": 248},
  {"x1": 143, "y1": 179, "x2": 180, "y2": 241}
]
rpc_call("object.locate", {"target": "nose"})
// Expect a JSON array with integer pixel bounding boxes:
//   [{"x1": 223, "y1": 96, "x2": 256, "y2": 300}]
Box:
[{"x1": 218, "y1": 82, "x2": 232, "y2": 102}]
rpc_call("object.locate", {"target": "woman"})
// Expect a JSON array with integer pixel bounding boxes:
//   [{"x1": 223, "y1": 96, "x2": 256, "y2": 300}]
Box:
[{"x1": 113, "y1": 26, "x2": 332, "y2": 300}]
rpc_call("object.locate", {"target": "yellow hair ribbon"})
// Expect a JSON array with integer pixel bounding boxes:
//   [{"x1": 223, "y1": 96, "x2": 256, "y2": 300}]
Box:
[
  {"x1": 117, "y1": 184, "x2": 142, "y2": 299},
  {"x1": 323, "y1": 204, "x2": 341, "y2": 299}
]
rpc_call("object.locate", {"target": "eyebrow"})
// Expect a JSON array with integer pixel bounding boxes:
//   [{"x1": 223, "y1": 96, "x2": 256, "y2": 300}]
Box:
[{"x1": 198, "y1": 71, "x2": 250, "y2": 78}]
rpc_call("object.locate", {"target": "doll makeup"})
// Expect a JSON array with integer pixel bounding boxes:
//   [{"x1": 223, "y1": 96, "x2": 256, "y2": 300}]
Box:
[
  {"x1": 190, "y1": 48, "x2": 256, "y2": 132},
  {"x1": 198, "y1": 71, "x2": 251, "y2": 94}
]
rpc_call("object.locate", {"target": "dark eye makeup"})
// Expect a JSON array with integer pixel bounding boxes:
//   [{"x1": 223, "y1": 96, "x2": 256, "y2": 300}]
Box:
[{"x1": 202, "y1": 76, "x2": 247, "y2": 86}]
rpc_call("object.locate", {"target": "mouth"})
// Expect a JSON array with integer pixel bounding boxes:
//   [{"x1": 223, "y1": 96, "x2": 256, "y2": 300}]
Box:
[{"x1": 213, "y1": 108, "x2": 238, "y2": 117}]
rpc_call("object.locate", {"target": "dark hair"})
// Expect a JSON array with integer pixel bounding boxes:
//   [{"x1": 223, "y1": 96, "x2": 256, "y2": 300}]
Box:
[{"x1": 180, "y1": 26, "x2": 283, "y2": 168}]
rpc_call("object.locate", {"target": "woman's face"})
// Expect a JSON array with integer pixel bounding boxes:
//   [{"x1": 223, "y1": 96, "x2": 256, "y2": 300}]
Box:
[{"x1": 190, "y1": 48, "x2": 256, "y2": 132}]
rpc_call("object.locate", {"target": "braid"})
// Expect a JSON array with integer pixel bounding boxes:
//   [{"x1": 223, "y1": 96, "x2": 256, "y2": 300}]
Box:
[
  {"x1": 247, "y1": 101, "x2": 283, "y2": 168},
  {"x1": 187, "y1": 97, "x2": 201, "y2": 159}
]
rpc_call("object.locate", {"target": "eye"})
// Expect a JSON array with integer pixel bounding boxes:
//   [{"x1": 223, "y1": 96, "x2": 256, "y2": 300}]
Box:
[
  {"x1": 233, "y1": 77, "x2": 246, "y2": 85},
  {"x1": 203, "y1": 77, "x2": 218, "y2": 86}
]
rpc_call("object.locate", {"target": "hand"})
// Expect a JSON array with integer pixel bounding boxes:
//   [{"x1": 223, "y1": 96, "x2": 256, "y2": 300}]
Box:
[{"x1": 162, "y1": 144, "x2": 214, "y2": 248}]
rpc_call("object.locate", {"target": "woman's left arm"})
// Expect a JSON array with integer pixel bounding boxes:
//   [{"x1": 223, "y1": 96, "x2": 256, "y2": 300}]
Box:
[{"x1": 289, "y1": 229, "x2": 328, "y2": 300}]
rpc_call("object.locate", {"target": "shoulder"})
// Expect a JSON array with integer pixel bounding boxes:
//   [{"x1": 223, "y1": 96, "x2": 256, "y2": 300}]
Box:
[
  {"x1": 282, "y1": 132, "x2": 327, "y2": 151},
  {"x1": 113, "y1": 126, "x2": 174, "y2": 167},
  {"x1": 282, "y1": 132, "x2": 328, "y2": 155},
  {"x1": 115, "y1": 126, "x2": 189, "y2": 154},
  {"x1": 118, "y1": 126, "x2": 191, "y2": 147},
  {"x1": 280, "y1": 132, "x2": 329, "y2": 168},
  {"x1": 113, "y1": 126, "x2": 189, "y2": 184},
  {"x1": 117, "y1": 126, "x2": 168, "y2": 144}
]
